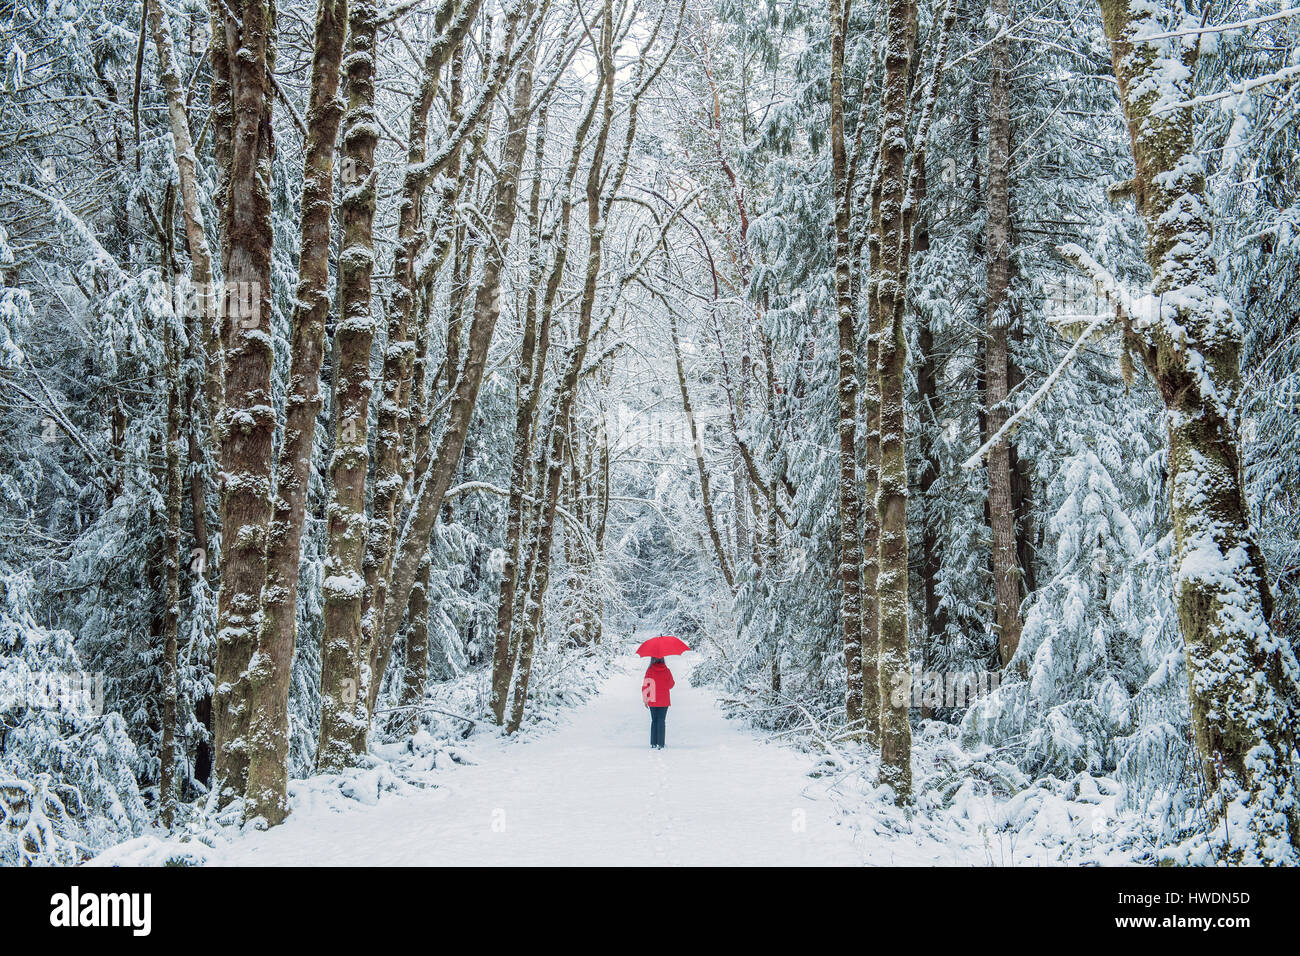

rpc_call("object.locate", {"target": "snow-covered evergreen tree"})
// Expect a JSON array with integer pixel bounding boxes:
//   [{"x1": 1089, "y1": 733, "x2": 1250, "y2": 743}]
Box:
[{"x1": 0, "y1": 568, "x2": 146, "y2": 863}]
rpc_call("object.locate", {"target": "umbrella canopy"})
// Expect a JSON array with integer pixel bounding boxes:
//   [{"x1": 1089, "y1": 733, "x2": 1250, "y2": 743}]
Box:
[{"x1": 637, "y1": 634, "x2": 690, "y2": 658}]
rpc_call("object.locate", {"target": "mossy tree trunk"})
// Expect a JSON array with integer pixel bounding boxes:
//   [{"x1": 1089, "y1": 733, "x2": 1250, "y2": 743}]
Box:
[
  {"x1": 245, "y1": 0, "x2": 349, "y2": 824},
  {"x1": 829, "y1": 0, "x2": 865, "y2": 733},
  {"x1": 364, "y1": 0, "x2": 484, "y2": 720},
  {"x1": 316, "y1": 0, "x2": 382, "y2": 771},
  {"x1": 210, "y1": 0, "x2": 278, "y2": 806},
  {"x1": 382, "y1": 1, "x2": 543, "y2": 723},
  {"x1": 508, "y1": 0, "x2": 618, "y2": 734},
  {"x1": 983, "y1": 0, "x2": 1024, "y2": 668},
  {"x1": 1098, "y1": 0, "x2": 1300, "y2": 862}
]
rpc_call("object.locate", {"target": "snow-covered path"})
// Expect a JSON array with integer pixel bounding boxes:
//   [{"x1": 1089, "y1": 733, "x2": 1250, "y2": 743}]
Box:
[{"x1": 207, "y1": 655, "x2": 863, "y2": 866}]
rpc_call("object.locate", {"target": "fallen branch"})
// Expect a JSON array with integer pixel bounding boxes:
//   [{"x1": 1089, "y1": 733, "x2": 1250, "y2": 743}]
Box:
[{"x1": 371, "y1": 702, "x2": 478, "y2": 732}]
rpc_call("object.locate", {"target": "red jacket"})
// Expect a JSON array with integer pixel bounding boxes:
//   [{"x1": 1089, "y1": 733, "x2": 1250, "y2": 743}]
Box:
[{"x1": 642, "y1": 662, "x2": 675, "y2": 707}]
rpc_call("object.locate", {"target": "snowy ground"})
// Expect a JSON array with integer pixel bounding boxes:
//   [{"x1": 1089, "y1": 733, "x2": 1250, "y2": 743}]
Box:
[
  {"x1": 209, "y1": 655, "x2": 865, "y2": 866},
  {"x1": 91, "y1": 651, "x2": 1158, "y2": 867}
]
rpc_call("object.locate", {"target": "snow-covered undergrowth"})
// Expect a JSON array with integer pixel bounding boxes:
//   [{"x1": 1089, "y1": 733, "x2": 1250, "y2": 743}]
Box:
[
  {"x1": 707, "y1": 661, "x2": 1221, "y2": 866},
  {"x1": 1, "y1": 571, "x2": 147, "y2": 866},
  {"x1": 806, "y1": 722, "x2": 1221, "y2": 866},
  {"x1": 87, "y1": 643, "x2": 617, "y2": 867}
]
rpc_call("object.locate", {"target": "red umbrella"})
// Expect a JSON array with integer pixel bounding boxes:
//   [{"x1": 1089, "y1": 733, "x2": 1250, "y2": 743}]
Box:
[{"x1": 637, "y1": 634, "x2": 690, "y2": 657}]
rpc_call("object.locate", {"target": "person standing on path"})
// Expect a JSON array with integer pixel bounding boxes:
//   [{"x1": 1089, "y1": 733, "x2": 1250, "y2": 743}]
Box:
[{"x1": 642, "y1": 657, "x2": 674, "y2": 749}]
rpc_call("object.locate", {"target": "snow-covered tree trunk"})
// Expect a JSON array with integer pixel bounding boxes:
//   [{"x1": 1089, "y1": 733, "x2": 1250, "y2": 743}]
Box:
[
  {"x1": 907, "y1": 0, "x2": 955, "y2": 699},
  {"x1": 1098, "y1": 0, "x2": 1300, "y2": 862},
  {"x1": 397, "y1": 554, "x2": 431, "y2": 735},
  {"x1": 982, "y1": 0, "x2": 1024, "y2": 668},
  {"x1": 594, "y1": 396, "x2": 610, "y2": 645},
  {"x1": 829, "y1": 0, "x2": 865, "y2": 732},
  {"x1": 147, "y1": 0, "x2": 222, "y2": 445},
  {"x1": 364, "y1": 0, "x2": 483, "y2": 719},
  {"x1": 873, "y1": 0, "x2": 916, "y2": 801},
  {"x1": 149, "y1": 1, "x2": 217, "y2": 810},
  {"x1": 733, "y1": 354, "x2": 752, "y2": 566},
  {"x1": 671, "y1": 297, "x2": 734, "y2": 592},
  {"x1": 489, "y1": 99, "x2": 558, "y2": 724},
  {"x1": 861, "y1": 146, "x2": 883, "y2": 746},
  {"x1": 160, "y1": 257, "x2": 183, "y2": 830},
  {"x1": 244, "y1": 0, "x2": 349, "y2": 824},
  {"x1": 317, "y1": 0, "x2": 382, "y2": 771},
  {"x1": 379, "y1": 0, "x2": 542, "y2": 717},
  {"x1": 400, "y1": 41, "x2": 470, "y2": 720},
  {"x1": 508, "y1": 0, "x2": 617, "y2": 734},
  {"x1": 206, "y1": 1, "x2": 234, "y2": 283},
  {"x1": 916, "y1": 313, "x2": 945, "y2": 658},
  {"x1": 210, "y1": 0, "x2": 278, "y2": 805}
]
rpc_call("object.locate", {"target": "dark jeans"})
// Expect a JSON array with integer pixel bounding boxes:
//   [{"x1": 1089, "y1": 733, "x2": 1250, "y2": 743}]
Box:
[{"x1": 649, "y1": 706, "x2": 668, "y2": 748}]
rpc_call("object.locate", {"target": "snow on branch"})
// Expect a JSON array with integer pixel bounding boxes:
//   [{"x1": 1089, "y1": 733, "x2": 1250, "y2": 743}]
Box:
[
  {"x1": 377, "y1": 0, "x2": 438, "y2": 27},
  {"x1": 1152, "y1": 62, "x2": 1300, "y2": 114},
  {"x1": 445, "y1": 479, "x2": 593, "y2": 549},
  {"x1": 2, "y1": 181, "x2": 124, "y2": 281},
  {"x1": 1140, "y1": 7, "x2": 1300, "y2": 42},
  {"x1": 1053, "y1": 243, "x2": 1141, "y2": 322},
  {"x1": 962, "y1": 244, "x2": 1129, "y2": 470}
]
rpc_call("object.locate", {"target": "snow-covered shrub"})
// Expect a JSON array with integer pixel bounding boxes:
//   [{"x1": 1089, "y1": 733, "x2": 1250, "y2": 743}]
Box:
[
  {"x1": 959, "y1": 423, "x2": 1199, "y2": 847},
  {"x1": 962, "y1": 443, "x2": 1146, "y2": 774},
  {"x1": 0, "y1": 569, "x2": 147, "y2": 864},
  {"x1": 0, "y1": 223, "x2": 30, "y2": 372}
]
